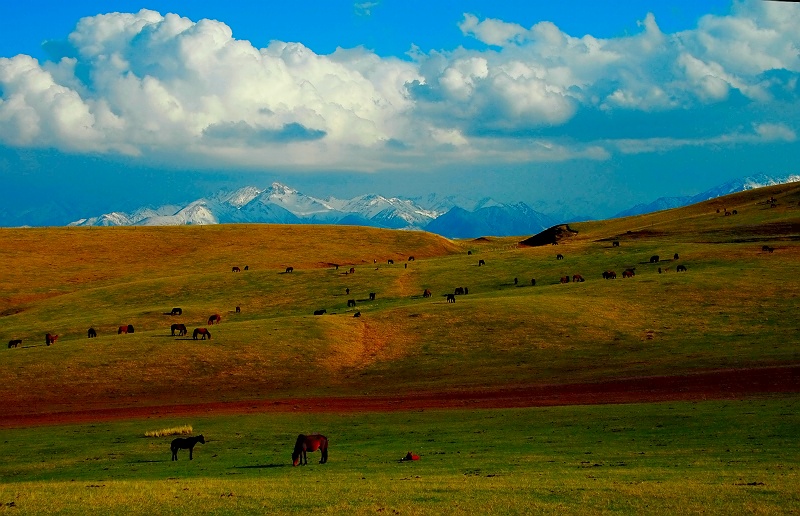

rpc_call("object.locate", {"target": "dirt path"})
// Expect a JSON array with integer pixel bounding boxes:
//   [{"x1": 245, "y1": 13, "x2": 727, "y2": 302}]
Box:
[{"x1": 2, "y1": 365, "x2": 798, "y2": 429}]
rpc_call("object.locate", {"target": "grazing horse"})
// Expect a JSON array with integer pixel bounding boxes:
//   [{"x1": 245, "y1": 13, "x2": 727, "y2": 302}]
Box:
[
  {"x1": 208, "y1": 314, "x2": 221, "y2": 325},
  {"x1": 408, "y1": 256, "x2": 415, "y2": 261},
  {"x1": 478, "y1": 259, "x2": 486, "y2": 266},
  {"x1": 454, "y1": 287, "x2": 465, "y2": 295},
  {"x1": 127, "y1": 324, "x2": 135, "y2": 334},
  {"x1": 388, "y1": 259, "x2": 394, "y2": 265},
  {"x1": 347, "y1": 299, "x2": 356, "y2": 307},
  {"x1": 556, "y1": 254, "x2": 564, "y2": 260},
  {"x1": 46, "y1": 333, "x2": 58, "y2": 345},
  {"x1": 560, "y1": 276, "x2": 570, "y2": 284},
  {"x1": 118, "y1": 325, "x2": 130, "y2": 334},
  {"x1": 171, "y1": 435, "x2": 205, "y2": 461},
  {"x1": 285, "y1": 267, "x2": 294, "y2": 273},
  {"x1": 88, "y1": 328, "x2": 97, "y2": 338},
  {"x1": 171, "y1": 308, "x2": 182, "y2": 316},
  {"x1": 676, "y1": 265, "x2": 687, "y2": 272},
  {"x1": 572, "y1": 274, "x2": 585, "y2": 282},
  {"x1": 232, "y1": 266, "x2": 241, "y2": 272},
  {"x1": 314, "y1": 309, "x2": 327, "y2": 315},
  {"x1": 650, "y1": 255, "x2": 659, "y2": 263},
  {"x1": 349, "y1": 267, "x2": 355, "y2": 274},
  {"x1": 623, "y1": 268, "x2": 635, "y2": 278},
  {"x1": 353, "y1": 311, "x2": 361, "y2": 317},
  {"x1": 244, "y1": 265, "x2": 249, "y2": 271},
  {"x1": 612, "y1": 241, "x2": 620, "y2": 247},
  {"x1": 193, "y1": 328, "x2": 211, "y2": 340},
  {"x1": 8, "y1": 339, "x2": 22, "y2": 348},
  {"x1": 292, "y1": 434, "x2": 328, "y2": 466},
  {"x1": 369, "y1": 293, "x2": 376, "y2": 301},
  {"x1": 171, "y1": 323, "x2": 188, "y2": 336},
  {"x1": 423, "y1": 289, "x2": 432, "y2": 298},
  {"x1": 446, "y1": 294, "x2": 456, "y2": 303},
  {"x1": 602, "y1": 271, "x2": 616, "y2": 279}
]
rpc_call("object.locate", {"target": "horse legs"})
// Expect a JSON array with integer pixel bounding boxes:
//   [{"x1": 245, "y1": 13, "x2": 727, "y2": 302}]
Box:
[
  {"x1": 189, "y1": 445, "x2": 194, "y2": 460},
  {"x1": 171, "y1": 447, "x2": 178, "y2": 461}
]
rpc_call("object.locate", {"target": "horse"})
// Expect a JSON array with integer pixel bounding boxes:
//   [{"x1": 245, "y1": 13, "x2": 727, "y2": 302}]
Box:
[
  {"x1": 208, "y1": 314, "x2": 221, "y2": 325},
  {"x1": 556, "y1": 254, "x2": 564, "y2": 260},
  {"x1": 478, "y1": 259, "x2": 485, "y2": 266},
  {"x1": 232, "y1": 266, "x2": 241, "y2": 273},
  {"x1": 87, "y1": 328, "x2": 97, "y2": 338},
  {"x1": 171, "y1": 308, "x2": 182, "y2": 316},
  {"x1": 235, "y1": 306, "x2": 241, "y2": 313},
  {"x1": 673, "y1": 253, "x2": 679, "y2": 260},
  {"x1": 369, "y1": 293, "x2": 376, "y2": 301},
  {"x1": 423, "y1": 289, "x2": 432, "y2": 298},
  {"x1": 650, "y1": 255, "x2": 660, "y2": 263},
  {"x1": 349, "y1": 267, "x2": 355, "y2": 274},
  {"x1": 118, "y1": 325, "x2": 129, "y2": 334},
  {"x1": 676, "y1": 265, "x2": 687, "y2": 272},
  {"x1": 292, "y1": 434, "x2": 328, "y2": 466},
  {"x1": 171, "y1": 434, "x2": 205, "y2": 461},
  {"x1": 446, "y1": 294, "x2": 456, "y2": 303},
  {"x1": 171, "y1": 323, "x2": 188, "y2": 336},
  {"x1": 572, "y1": 274, "x2": 585, "y2": 282},
  {"x1": 467, "y1": 250, "x2": 472, "y2": 255},
  {"x1": 762, "y1": 245, "x2": 771, "y2": 251},
  {"x1": 8, "y1": 339, "x2": 21, "y2": 348},
  {"x1": 514, "y1": 277, "x2": 518, "y2": 285},
  {"x1": 193, "y1": 328, "x2": 211, "y2": 340},
  {"x1": 531, "y1": 279, "x2": 536, "y2": 286},
  {"x1": 408, "y1": 256, "x2": 415, "y2": 261},
  {"x1": 602, "y1": 271, "x2": 616, "y2": 279},
  {"x1": 353, "y1": 311, "x2": 361, "y2": 318},
  {"x1": 127, "y1": 324, "x2": 135, "y2": 334},
  {"x1": 346, "y1": 288, "x2": 350, "y2": 295},
  {"x1": 347, "y1": 299, "x2": 356, "y2": 307},
  {"x1": 388, "y1": 259, "x2": 394, "y2": 265},
  {"x1": 464, "y1": 287, "x2": 468, "y2": 295},
  {"x1": 285, "y1": 267, "x2": 294, "y2": 273},
  {"x1": 623, "y1": 268, "x2": 635, "y2": 278},
  {"x1": 560, "y1": 276, "x2": 570, "y2": 284},
  {"x1": 314, "y1": 309, "x2": 326, "y2": 315},
  {"x1": 46, "y1": 333, "x2": 58, "y2": 345},
  {"x1": 454, "y1": 287, "x2": 465, "y2": 295},
  {"x1": 612, "y1": 241, "x2": 620, "y2": 247},
  {"x1": 244, "y1": 266, "x2": 249, "y2": 271}
]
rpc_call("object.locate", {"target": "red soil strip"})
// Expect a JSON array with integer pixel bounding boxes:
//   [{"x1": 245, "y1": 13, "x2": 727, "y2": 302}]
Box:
[{"x1": 3, "y1": 365, "x2": 799, "y2": 429}]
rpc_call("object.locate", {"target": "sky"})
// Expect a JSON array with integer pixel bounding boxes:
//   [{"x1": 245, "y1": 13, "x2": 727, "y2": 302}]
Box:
[{"x1": 1, "y1": 0, "x2": 798, "y2": 223}]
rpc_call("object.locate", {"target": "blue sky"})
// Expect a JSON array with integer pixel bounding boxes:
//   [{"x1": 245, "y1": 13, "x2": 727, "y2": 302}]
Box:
[{"x1": 1, "y1": 1, "x2": 798, "y2": 223}]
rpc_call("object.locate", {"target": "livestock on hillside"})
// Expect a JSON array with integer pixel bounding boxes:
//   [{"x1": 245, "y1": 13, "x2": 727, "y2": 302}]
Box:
[
  {"x1": 232, "y1": 266, "x2": 240, "y2": 272},
  {"x1": 292, "y1": 434, "x2": 328, "y2": 466},
  {"x1": 46, "y1": 333, "x2": 58, "y2": 345},
  {"x1": 676, "y1": 265, "x2": 687, "y2": 272},
  {"x1": 446, "y1": 294, "x2": 456, "y2": 303},
  {"x1": 560, "y1": 276, "x2": 570, "y2": 284},
  {"x1": 171, "y1": 435, "x2": 205, "y2": 461},
  {"x1": 454, "y1": 287, "x2": 465, "y2": 295},
  {"x1": 369, "y1": 293, "x2": 376, "y2": 301},
  {"x1": 87, "y1": 328, "x2": 97, "y2": 338},
  {"x1": 478, "y1": 259, "x2": 485, "y2": 266},
  {"x1": 8, "y1": 339, "x2": 21, "y2": 348},
  {"x1": 314, "y1": 309, "x2": 326, "y2": 315},
  {"x1": 171, "y1": 324, "x2": 188, "y2": 336},
  {"x1": 193, "y1": 328, "x2": 211, "y2": 340},
  {"x1": 423, "y1": 289, "x2": 432, "y2": 298},
  {"x1": 171, "y1": 308, "x2": 182, "y2": 316},
  {"x1": 208, "y1": 314, "x2": 221, "y2": 325},
  {"x1": 556, "y1": 254, "x2": 564, "y2": 260},
  {"x1": 347, "y1": 299, "x2": 356, "y2": 307},
  {"x1": 285, "y1": 267, "x2": 294, "y2": 273},
  {"x1": 612, "y1": 241, "x2": 620, "y2": 247},
  {"x1": 650, "y1": 255, "x2": 660, "y2": 263},
  {"x1": 572, "y1": 274, "x2": 585, "y2": 282}
]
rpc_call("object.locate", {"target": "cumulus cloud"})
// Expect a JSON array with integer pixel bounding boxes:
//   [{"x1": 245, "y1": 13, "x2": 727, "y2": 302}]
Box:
[{"x1": 0, "y1": 1, "x2": 798, "y2": 171}]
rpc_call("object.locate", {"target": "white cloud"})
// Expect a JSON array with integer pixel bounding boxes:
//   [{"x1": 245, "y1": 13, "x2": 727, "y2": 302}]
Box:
[{"x1": 0, "y1": 2, "x2": 798, "y2": 171}]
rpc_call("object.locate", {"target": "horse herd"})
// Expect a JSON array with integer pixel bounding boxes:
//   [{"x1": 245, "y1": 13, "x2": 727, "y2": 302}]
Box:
[{"x1": 169, "y1": 433, "x2": 329, "y2": 467}]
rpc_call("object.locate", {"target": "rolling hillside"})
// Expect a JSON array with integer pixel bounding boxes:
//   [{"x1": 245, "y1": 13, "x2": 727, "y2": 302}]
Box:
[{"x1": 1, "y1": 183, "x2": 798, "y2": 420}]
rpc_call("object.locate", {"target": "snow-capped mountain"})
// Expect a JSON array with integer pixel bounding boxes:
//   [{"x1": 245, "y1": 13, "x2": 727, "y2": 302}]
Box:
[{"x1": 613, "y1": 173, "x2": 800, "y2": 218}]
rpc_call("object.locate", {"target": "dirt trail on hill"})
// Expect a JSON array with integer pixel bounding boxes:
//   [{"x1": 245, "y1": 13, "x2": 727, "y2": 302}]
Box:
[{"x1": 2, "y1": 365, "x2": 798, "y2": 429}]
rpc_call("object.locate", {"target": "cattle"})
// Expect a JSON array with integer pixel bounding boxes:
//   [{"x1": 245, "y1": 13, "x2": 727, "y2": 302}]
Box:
[
  {"x1": 285, "y1": 267, "x2": 294, "y2": 273},
  {"x1": 8, "y1": 339, "x2": 22, "y2": 348},
  {"x1": 478, "y1": 259, "x2": 485, "y2": 266},
  {"x1": 369, "y1": 293, "x2": 376, "y2": 301},
  {"x1": 232, "y1": 266, "x2": 240, "y2": 272},
  {"x1": 454, "y1": 287, "x2": 465, "y2": 295},
  {"x1": 87, "y1": 328, "x2": 97, "y2": 338},
  {"x1": 762, "y1": 245, "x2": 771, "y2": 251},
  {"x1": 446, "y1": 294, "x2": 456, "y2": 303},
  {"x1": 650, "y1": 255, "x2": 659, "y2": 263},
  {"x1": 388, "y1": 259, "x2": 394, "y2": 265},
  {"x1": 423, "y1": 289, "x2": 432, "y2": 298},
  {"x1": 612, "y1": 241, "x2": 620, "y2": 247},
  {"x1": 556, "y1": 254, "x2": 564, "y2": 260},
  {"x1": 572, "y1": 274, "x2": 585, "y2": 282},
  {"x1": 767, "y1": 247, "x2": 774, "y2": 253},
  {"x1": 314, "y1": 309, "x2": 327, "y2": 315},
  {"x1": 676, "y1": 265, "x2": 687, "y2": 272},
  {"x1": 347, "y1": 299, "x2": 356, "y2": 307},
  {"x1": 171, "y1": 308, "x2": 182, "y2": 316}
]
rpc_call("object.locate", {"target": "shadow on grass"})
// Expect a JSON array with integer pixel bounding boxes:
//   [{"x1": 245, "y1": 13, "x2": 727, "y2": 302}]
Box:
[
  {"x1": 130, "y1": 459, "x2": 169, "y2": 464},
  {"x1": 234, "y1": 464, "x2": 287, "y2": 469}
]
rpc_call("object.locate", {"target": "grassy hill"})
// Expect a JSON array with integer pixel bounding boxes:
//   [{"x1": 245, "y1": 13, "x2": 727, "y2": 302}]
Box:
[{"x1": 1, "y1": 183, "x2": 799, "y2": 416}]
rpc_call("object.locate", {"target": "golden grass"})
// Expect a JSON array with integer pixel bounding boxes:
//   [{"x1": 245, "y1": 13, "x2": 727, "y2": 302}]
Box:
[{"x1": 144, "y1": 425, "x2": 193, "y2": 438}]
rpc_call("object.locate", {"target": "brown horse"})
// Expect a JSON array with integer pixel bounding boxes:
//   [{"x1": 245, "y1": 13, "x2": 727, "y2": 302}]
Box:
[
  {"x1": 118, "y1": 325, "x2": 134, "y2": 334},
  {"x1": 560, "y1": 276, "x2": 570, "y2": 284},
  {"x1": 622, "y1": 269, "x2": 635, "y2": 278},
  {"x1": 292, "y1": 434, "x2": 328, "y2": 466},
  {"x1": 193, "y1": 328, "x2": 211, "y2": 340},
  {"x1": 232, "y1": 266, "x2": 241, "y2": 272},
  {"x1": 423, "y1": 289, "x2": 432, "y2": 298},
  {"x1": 46, "y1": 333, "x2": 58, "y2": 345},
  {"x1": 602, "y1": 271, "x2": 616, "y2": 279},
  {"x1": 171, "y1": 323, "x2": 188, "y2": 336},
  {"x1": 208, "y1": 314, "x2": 221, "y2": 325},
  {"x1": 285, "y1": 266, "x2": 294, "y2": 273},
  {"x1": 572, "y1": 274, "x2": 585, "y2": 282},
  {"x1": 8, "y1": 339, "x2": 22, "y2": 348}
]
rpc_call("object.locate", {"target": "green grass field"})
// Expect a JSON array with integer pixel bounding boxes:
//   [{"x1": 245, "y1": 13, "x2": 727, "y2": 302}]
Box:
[{"x1": 1, "y1": 182, "x2": 799, "y2": 513}]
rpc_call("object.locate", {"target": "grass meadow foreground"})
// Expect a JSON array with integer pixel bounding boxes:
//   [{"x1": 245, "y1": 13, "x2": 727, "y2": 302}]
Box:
[
  {"x1": 1, "y1": 182, "x2": 799, "y2": 513},
  {"x1": 1, "y1": 399, "x2": 799, "y2": 514}
]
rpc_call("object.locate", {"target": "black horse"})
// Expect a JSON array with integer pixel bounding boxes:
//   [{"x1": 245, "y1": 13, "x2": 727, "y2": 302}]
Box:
[
  {"x1": 171, "y1": 308, "x2": 182, "y2": 316},
  {"x1": 171, "y1": 435, "x2": 205, "y2": 460},
  {"x1": 88, "y1": 328, "x2": 97, "y2": 338}
]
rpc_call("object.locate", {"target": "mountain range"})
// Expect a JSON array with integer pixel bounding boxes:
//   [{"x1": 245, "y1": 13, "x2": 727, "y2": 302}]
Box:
[{"x1": 42, "y1": 173, "x2": 800, "y2": 238}]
